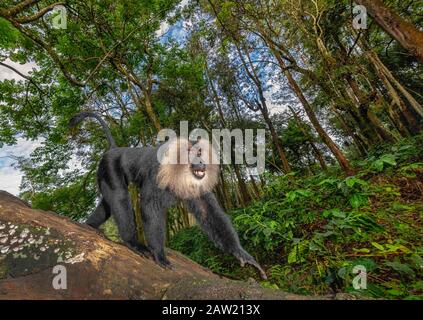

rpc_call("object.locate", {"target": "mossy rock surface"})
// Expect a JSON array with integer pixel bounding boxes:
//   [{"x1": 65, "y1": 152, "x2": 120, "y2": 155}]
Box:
[{"x1": 0, "y1": 221, "x2": 76, "y2": 279}]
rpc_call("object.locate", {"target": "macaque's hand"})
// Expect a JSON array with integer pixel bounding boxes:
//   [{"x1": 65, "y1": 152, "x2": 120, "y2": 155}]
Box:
[{"x1": 236, "y1": 250, "x2": 267, "y2": 280}]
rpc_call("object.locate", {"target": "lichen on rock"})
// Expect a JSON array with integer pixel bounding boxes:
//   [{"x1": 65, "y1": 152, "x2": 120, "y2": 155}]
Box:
[{"x1": 0, "y1": 220, "x2": 78, "y2": 279}]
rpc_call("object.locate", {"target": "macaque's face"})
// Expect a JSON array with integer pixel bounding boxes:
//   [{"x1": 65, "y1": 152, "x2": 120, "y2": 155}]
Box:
[
  {"x1": 157, "y1": 138, "x2": 219, "y2": 199},
  {"x1": 189, "y1": 144, "x2": 206, "y2": 180}
]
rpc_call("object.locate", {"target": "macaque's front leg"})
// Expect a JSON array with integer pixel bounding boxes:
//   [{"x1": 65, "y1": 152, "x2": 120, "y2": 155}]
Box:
[{"x1": 186, "y1": 193, "x2": 267, "y2": 279}]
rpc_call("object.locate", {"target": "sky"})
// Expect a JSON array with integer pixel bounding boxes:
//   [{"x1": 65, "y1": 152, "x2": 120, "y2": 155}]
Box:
[
  {"x1": 0, "y1": 59, "x2": 40, "y2": 195},
  {"x1": 0, "y1": 1, "x2": 189, "y2": 196}
]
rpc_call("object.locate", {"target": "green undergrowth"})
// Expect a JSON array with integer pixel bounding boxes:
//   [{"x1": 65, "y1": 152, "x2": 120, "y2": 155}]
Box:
[{"x1": 170, "y1": 135, "x2": 423, "y2": 300}]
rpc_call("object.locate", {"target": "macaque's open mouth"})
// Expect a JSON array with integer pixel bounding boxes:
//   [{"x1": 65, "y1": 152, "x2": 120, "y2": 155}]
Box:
[{"x1": 192, "y1": 168, "x2": 206, "y2": 179}]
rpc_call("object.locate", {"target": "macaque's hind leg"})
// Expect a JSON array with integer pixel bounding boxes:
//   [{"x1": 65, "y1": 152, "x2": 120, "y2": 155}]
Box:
[
  {"x1": 85, "y1": 199, "x2": 111, "y2": 228},
  {"x1": 84, "y1": 199, "x2": 150, "y2": 254},
  {"x1": 186, "y1": 193, "x2": 267, "y2": 279},
  {"x1": 141, "y1": 196, "x2": 172, "y2": 268},
  {"x1": 102, "y1": 185, "x2": 149, "y2": 256}
]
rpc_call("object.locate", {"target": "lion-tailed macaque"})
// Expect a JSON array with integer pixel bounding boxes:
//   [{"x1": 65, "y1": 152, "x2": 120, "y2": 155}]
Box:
[{"x1": 69, "y1": 112, "x2": 266, "y2": 279}]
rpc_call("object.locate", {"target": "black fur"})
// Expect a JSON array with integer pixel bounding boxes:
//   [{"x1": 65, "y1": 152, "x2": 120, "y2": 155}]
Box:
[{"x1": 70, "y1": 112, "x2": 266, "y2": 278}]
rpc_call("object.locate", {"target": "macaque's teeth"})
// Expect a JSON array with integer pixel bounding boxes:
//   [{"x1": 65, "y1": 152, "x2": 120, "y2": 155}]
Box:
[{"x1": 193, "y1": 170, "x2": 206, "y2": 178}]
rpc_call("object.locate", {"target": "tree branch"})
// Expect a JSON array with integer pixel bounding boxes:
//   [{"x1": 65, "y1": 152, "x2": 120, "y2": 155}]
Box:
[
  {"x1": 0, "y1": 61, "x2": 45, "y2": 94},
  {"x1": 0, "y1": 0, "x2": 40, "y2": 17},
  {"x1": 14, "y1": 2, "x2": 65, "y2": 24}
]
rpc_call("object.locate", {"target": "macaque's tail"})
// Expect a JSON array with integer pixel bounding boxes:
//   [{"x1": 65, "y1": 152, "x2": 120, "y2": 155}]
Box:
[{"x1": 69, "y1": 112, "x2": 117, "y2": 149}]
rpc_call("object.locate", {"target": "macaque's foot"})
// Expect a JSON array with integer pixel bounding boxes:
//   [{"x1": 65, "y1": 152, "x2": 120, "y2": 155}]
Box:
[
  {"x1": 153, "y1": 252, "x2": 174, "y2": 270},
  {"x1": 236, "y1": 250, "x2": 267, "y2": 280},
  {"x1": 127, "y1": 241, "x2": 151, "y2": 258}
]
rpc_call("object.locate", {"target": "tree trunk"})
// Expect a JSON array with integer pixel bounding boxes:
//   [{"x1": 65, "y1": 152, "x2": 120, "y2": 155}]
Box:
[
  {"x1": 219, "y1": 169, "x2": 232, "y2": 210},
  {"x1": 260, "y1": 105, "x2": 292, "y2": 174},
  {"x1": 254, "y1": 21, "x2": 353, "y2": 173},
  {"x1": 289, "y1": 106, "x2": 327, "y2": 171},
  {"x1": 144, "y1": 94, "x2": 162, "y2": 133},
  {"x1": 129, "y1": 184, "x2": 146, "y2": 245},
  {"x1": 234, "y1": 40, "x2": 292, "y2": 174},
  {"x1": 354, "y1": 0, "x2": 423, "y2": 62},
  {"x1": 233, "y1": 165, "x2": 251, "y2": 205},
  {"x1": 362, "y1": 43, "x2": 423, "y2": 120},
  {"x1": 249, "y1": 175, "x2": 261, "y2": 198},
  {"x1": 269, "y1": 44, "x2": 352, "y2": 174},
  {"x1": 331, "y1": 105, "x2": 368, "y2": 156}
]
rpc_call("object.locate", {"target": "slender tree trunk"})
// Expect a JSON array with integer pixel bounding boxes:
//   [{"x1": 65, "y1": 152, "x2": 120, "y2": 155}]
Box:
[
  {"x1": 365, "y1": 105, "x2": 397, "y2": 142},
  {"x1": 249, "y1": 174, "x2": 261, "y2": 198},
  {"x1": 269, "y1": 45, "x2": 352, "y2": 174},
  {"x1": 345, "y1": 75, "x2": 397, "y2": 143},
  {"x1": 374, "y1": 68, "x2": 416, "y2": 135},
  {"x1": 354, "y1": 0, "x2": 423, "y2": 62},
  {"x1": 289, "y1": 106, "x2": 327, "y2": 170},
  {"x1": 129, "y1": 184, "x2": 146, "y2": 245},
  {"x1": 233, "y1": 40, "x2": 292, "y2": 174},
  {"x1": 207, "y1": 0, "x2": 293, "y2": 173},
  {"x1": 233, "y1": 165, "x2": 251, "y2": 205},
  {"x1": 331, "y1": 105, "x2": 368, "y2": 156},
  {"x1": 219, "y1": 169, "x2": 232, "y2": 209},
  {"x1": 260, "y1": 105, "x2": 292, "y2": 173},
  {"x1": 385, "y1": 100, "x2": 410, "y2": 137},
  {"x1": 229, "y1": 166, "x2": 243, "y2": 207},
  {"x1": 346, "y1": 106, "x2": 378, "y2": 145},
  {"x1": 359, "y1": 37, "x2": 423, "y2": 118},
  {"x1": 143, "y1": 94, "x2": 161, "y2": 132},
  {"x1": 205, "y1": 64, "x2": 228, "y2": 126}
]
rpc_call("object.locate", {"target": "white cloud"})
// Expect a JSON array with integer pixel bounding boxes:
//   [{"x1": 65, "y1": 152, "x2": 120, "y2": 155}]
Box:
[
  {"x1": 0, "y1": 167, "x2": 23, "y2": 196},
  {"x1": 0, "y1": 138, "x2": 43, "y2": 195},
  {"x1": 156, "y1": 0, "x2": 189, "y2": 37},
  {"x1": 0, "y1": 59, "x2": 40, "y2": 196},
  {"x1": 0, "y1": 58, "x2": 37, "y2": 81}
]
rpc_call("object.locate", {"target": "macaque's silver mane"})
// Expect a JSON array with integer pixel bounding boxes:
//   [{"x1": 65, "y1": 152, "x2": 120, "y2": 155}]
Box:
[{"x1": 156, "y1": 138, "x2": 219, "y2": 199}]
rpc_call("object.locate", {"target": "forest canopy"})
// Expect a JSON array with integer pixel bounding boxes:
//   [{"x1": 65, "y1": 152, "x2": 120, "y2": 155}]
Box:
[{"x1": 0, "y1": 0, "x2": 422, "y2": 300}]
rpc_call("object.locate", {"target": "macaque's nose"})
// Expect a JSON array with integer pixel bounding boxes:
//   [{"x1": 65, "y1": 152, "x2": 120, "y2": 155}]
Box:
[{"x1": 191, "y1": 161, "x2": 206, "y2": 171}]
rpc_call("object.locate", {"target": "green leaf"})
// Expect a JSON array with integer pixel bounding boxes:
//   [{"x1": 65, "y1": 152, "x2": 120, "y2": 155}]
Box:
[
  {"x1": 386, "y1": 289, "x2": 404, "y2": 296},
  {"x1": 322, "y1": 208, "x2": 345, "y2": 218},
  {"x1": 287, "y1": 240, "x2": 309, "y2": 264},
  {"x1": 349, "y1": 194, "x2": 368, "y2": 209},
  {"x1": 332, "y1": 210, "x2": 346, "y2": 218},
  {"x1": 352, "y1": 248, "x2": 370, "y2": 253},
  {"x1": 372, "y1": 160, "x2": 384, "y2": 172},
  {"x1": 371, "y1": 154, "x2": 397, "y2": 172},
  {"x1": 385, "y1": 261, "x2": 415, "y2": 276},
  {"x1": 345, "y1": 177, "x2": 367, "y2": 188},
  {"x1": 371, "y1": 242, "x2": 385, "y2": 251},
  {"x1": 287, "y1": 247, "x2": 298, "y2": 264},
  {"x1": 317, "y1": 178, "x2": 338, "y2": 186},
  {"x1": 410, "y1": 254, "x2": 423, "y2": 269},
  {"x1": 380, "y1": 154, "x2": 397, "y2": 166},
  {"x1": 0, "y1": 17, "x2": 19, "y2": 47},
  {"x1": 385, "y1": 244, "x2": 411, "y2": 254}
]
